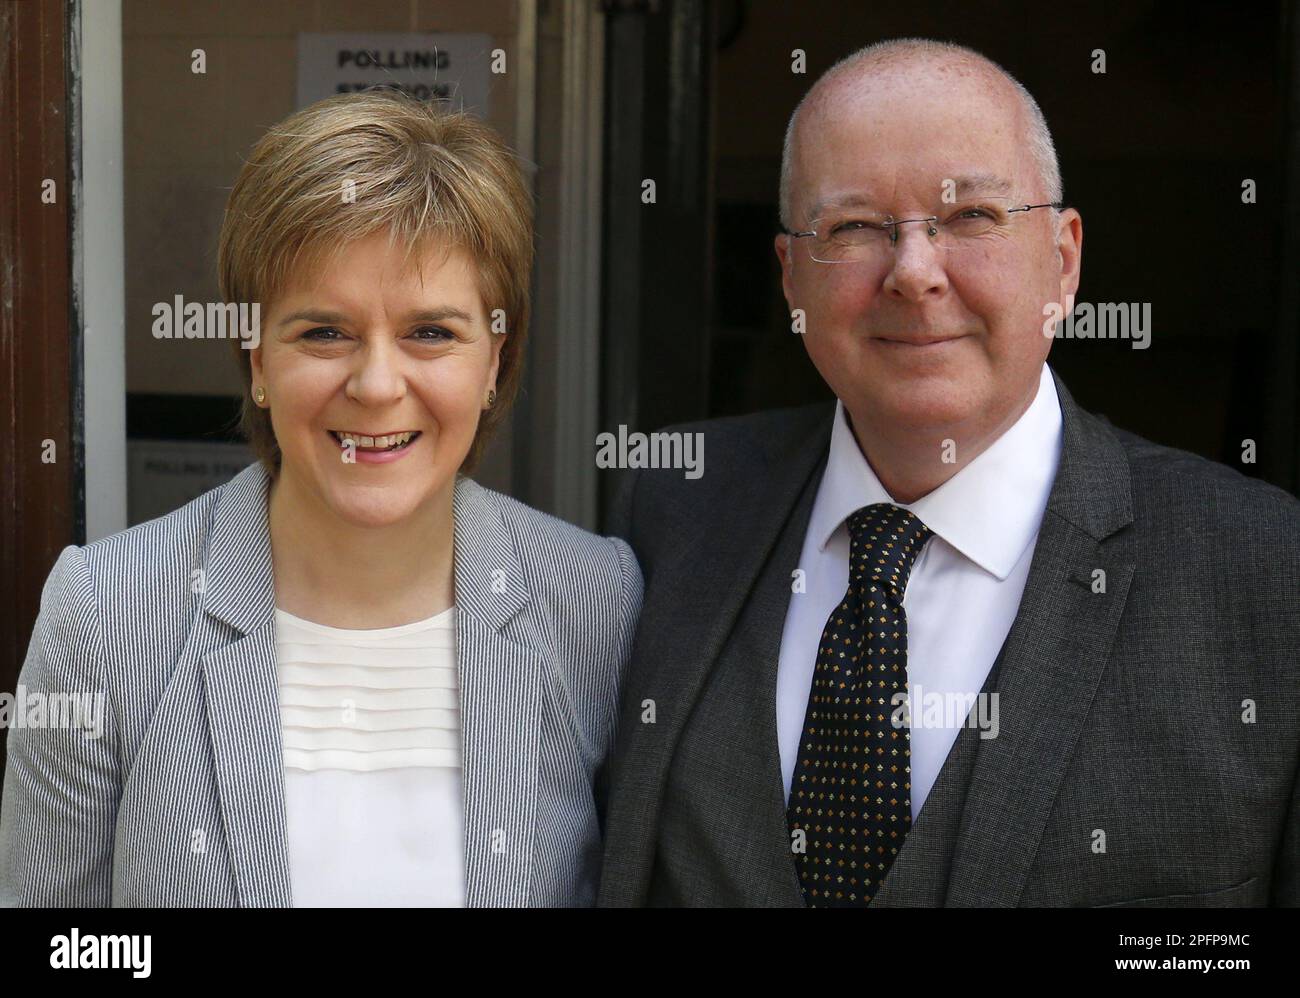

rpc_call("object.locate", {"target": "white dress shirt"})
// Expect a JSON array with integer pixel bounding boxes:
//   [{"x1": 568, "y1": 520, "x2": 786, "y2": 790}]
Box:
[
  {"x1": 274, "y1": 605, "x2": 464, "y2": 907},
  {"x1": 776, "y1": 363, "x2": 1063, "y2": 821}
]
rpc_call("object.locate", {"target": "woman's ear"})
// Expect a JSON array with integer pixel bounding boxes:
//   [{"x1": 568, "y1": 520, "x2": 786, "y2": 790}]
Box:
[
  {"x1": 249, "y1": 343, "x2": 264, "y2": 386},
  {"x1": 486, "y1": 329, "x2": 505, "y2": 391}
]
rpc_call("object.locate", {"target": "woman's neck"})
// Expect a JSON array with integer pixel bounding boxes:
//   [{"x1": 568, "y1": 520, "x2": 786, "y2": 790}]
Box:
[{"x1": 266, "y1": 468, "x2": 456, "y2": 629}]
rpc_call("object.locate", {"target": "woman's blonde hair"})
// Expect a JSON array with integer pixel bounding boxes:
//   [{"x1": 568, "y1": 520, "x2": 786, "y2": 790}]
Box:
[{"x1": 219, "y1": 88, "x2": 534, "y2": 477}]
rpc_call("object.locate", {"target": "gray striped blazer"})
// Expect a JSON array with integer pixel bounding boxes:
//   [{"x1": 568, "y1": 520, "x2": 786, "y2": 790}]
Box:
[{"x1": 0, "y1": 461, "x2": 642, "y2": 907}]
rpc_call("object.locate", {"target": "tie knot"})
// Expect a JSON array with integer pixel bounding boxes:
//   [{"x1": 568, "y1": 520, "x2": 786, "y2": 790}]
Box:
[{"x1": 845, "y1": 503, "x2": 932, "y2": 598}]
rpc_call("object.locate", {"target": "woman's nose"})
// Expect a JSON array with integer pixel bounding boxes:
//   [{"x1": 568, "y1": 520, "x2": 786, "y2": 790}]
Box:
[{"x1": 346, "y1": 340, "x2": 407, "y2": 405}]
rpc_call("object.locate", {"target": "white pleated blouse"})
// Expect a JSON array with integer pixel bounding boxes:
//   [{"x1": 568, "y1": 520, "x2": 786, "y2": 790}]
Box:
[{"x1": 273, "y1": 604, "x2": 465, "y2": 907}]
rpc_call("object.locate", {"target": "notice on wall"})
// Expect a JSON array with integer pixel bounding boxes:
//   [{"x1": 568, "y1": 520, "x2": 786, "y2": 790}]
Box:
[
  {"x1": 296, "y1": 33, "x2": 493, "y2": 113},
  {"x1": 127, "y1": 440, "x2": 255, "y2": 526}
]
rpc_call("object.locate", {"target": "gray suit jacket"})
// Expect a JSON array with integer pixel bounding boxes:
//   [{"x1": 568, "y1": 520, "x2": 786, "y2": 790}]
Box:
[
  {"x1": 0, "y1": 461, "x2": 642, "y2": 907},
  {"x1": 599, "y1": 367, "x2": 1300, "y2": 907}
]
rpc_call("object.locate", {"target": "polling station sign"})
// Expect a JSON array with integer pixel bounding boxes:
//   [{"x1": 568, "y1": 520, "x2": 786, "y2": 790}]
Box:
[{"x1": 296, "y1": 33, "x2": 492, "y2": 112}]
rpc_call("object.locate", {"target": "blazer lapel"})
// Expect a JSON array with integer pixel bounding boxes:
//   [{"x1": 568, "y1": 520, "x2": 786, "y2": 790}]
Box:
[
  {"x1": 452, "y1": 476, "x2": 550, "y2": 907},
  {"x1": 199, "y1": 463, "x2": 294, "y2": 907},
  {"x1": 943, "y1": 369, "x2": 1137, "y2": 907}
]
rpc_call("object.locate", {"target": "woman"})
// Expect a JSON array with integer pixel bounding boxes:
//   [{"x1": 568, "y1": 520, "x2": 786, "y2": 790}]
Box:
[{"x1": 0, "y1": 90, "x2": 641, "y2": 907}]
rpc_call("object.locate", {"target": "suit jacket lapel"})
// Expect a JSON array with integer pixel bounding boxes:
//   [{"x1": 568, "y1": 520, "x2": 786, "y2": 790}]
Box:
[
  {"x1": 452, "y1": 476, "x2": 548, "y2": 907},
  {"x1": 600, "y1": 404, "x2": 835, "y2": 904},
  {"x1": 707, "y1": 454, "x2": 826, "y2": 905},
  {"x1": 943, "y1": 369, "x2": 1136, "y2": 907},
  {"x1": 199, "y1": 463, "x2": 294, "y2": 907}
]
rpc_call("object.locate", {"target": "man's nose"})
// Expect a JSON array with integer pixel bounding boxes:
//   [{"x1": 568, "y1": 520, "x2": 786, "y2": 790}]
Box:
[
  {"x1": 881, "y1": 221, "x2": 949, "y2": 300},
  {"x1": 348, "y1": 339, "x2": 407, "y2": 404}
]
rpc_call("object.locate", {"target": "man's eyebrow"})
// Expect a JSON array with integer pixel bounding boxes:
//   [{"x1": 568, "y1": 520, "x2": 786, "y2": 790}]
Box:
[
  {"x1": 948, "y1": 173, "x2": 1015, "y2": 197},
  {"x1": 805, "y1": 192, "x2": 879, "y2": 222},
  {"x1": 803, "y1": 175, "x2": 1017, "y2": 222},
  {"x1": 277, "y1": 306, "x2": 475, "y2": 328}
]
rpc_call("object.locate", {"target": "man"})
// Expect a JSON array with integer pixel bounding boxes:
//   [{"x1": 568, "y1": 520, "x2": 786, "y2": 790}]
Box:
[{"x1": 598, "y1": 38, "x2": 1300, "y2": 907}]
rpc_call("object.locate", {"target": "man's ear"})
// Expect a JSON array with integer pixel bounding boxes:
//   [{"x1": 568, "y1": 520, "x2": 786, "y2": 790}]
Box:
[
  {"x1": 1056, "y1": 207, "x2": 1083, "y2": 303},
  {"x1": 775, "y1": 232, "x2": 796, "y2": 310}
]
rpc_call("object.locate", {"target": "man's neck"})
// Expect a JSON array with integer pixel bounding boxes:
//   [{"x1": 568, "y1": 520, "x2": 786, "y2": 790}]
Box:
[{"x1": 846, "y1": 386, "x2": 1039, "y2": 504}]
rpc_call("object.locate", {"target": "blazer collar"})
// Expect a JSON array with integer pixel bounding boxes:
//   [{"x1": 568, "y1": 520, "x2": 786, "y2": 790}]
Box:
[
  {"x1": 202, "y1": 461, "x2": 275, "y2": 636},
  {"x1": 1041, "y1": 366, "x2": 1134, "y2": 540},
  {"x1": 450, "y1": 474, "x2": 532, "y2": 633},
  {"x1": 201, "y1": 464, "x2": 534, "y2": 638}
]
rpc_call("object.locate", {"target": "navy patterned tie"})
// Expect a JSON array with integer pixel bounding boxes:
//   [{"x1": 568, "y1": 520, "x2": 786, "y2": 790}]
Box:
[{"x1": 788, "y1": 502, "x2": 933, "y2": 907}]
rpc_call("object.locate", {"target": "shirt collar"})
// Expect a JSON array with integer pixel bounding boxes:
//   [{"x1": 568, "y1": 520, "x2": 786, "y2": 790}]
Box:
[{"x1": 810, "y1": 363, "x2": 1063, "y2": 581}]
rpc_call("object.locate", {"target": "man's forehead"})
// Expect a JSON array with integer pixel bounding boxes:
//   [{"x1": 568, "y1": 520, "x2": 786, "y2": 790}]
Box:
[
  {"x1": 806, "y1": 172, "x2": 1017, "y2": 219},
  {"x1": 813, "y1": 56, "x2": 1018, "y2": 118}
]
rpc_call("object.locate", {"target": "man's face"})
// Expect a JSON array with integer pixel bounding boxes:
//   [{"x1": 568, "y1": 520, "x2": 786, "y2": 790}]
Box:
[{"x1": 776, "y1": 73, "x2": 1082, "y2": 440}]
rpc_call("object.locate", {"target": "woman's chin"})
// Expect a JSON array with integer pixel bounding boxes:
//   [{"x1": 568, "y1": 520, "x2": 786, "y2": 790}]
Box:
[{"x1": 322, "y1": 486, "x2": 433, "y2": 529}]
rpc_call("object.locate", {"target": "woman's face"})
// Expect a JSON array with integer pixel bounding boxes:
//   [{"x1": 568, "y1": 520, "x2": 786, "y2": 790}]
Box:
[{"x1": 250, "y1": 230, "x2": 502, "y2": 528}]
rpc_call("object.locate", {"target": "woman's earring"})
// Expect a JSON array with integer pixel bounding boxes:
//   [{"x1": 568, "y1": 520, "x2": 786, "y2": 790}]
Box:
[
  {"x1": 253, "y1": 386, "x2": 266, "y2": 405},
  {"x1": 486, "y1": 389, "x2": 496, "y2": 409}
]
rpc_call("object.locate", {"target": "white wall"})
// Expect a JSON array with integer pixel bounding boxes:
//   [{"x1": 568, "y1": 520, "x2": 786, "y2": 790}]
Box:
[{"x1": 77, "y1": 0, "x2": 128, "y2": 540}]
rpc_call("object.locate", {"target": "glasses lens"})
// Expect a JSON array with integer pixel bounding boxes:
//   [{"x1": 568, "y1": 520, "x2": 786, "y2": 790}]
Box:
[
  {"x1": 809, "y1": 213, "x2": 892, "y2": 262},
  {"x1": 934, "y1": 199, "x2": 1011, "y2": 246}
]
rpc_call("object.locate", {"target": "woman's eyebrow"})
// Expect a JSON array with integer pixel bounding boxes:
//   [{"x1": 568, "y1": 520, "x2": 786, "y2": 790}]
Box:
[
  {"x1": 276, "y1": 306, "x2": 475, "y2": 328},
  {"x1": 277, "y1": 308, "x2": 349, "y2": 328},
  {"x1": 400, "y1": 307, "x2": 475, "y2": 323}
]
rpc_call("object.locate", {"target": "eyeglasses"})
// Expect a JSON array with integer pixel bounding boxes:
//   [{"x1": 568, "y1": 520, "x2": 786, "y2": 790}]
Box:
[{"x1": 788, "y1": 197, "x2": 1064, "y2": 264}]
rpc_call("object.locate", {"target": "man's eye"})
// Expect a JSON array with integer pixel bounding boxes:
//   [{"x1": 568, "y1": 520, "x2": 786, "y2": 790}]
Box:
[
  {"x1": 830, "y1": 219, "x2": 887, "y2": 235},
  {"x1": 303, "y1": 326, "x2": 343, "y2": 341},
  {"x1": 411, "y1": 326, "x2": 454, "y2": 341}
]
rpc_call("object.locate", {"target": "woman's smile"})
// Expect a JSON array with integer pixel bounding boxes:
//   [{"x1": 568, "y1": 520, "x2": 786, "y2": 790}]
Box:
[{"x1": 326, "y1": 427, "x2": 424, "y2": 464}]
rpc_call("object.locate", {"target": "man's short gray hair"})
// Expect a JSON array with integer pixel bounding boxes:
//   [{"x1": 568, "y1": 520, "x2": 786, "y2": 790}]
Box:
[{"x1": 778, "y1": 38, "x2": 1063, "y2": 231}]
